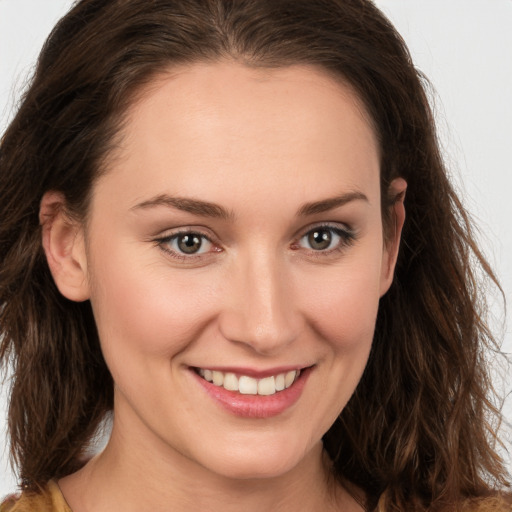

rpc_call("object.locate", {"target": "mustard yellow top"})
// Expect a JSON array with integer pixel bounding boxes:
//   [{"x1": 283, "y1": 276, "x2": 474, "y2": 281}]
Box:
[
  {"x1": 1, "y1": 481, "x2": 71, "y2": 512},
  {"x1": 2, "y1": 481, "x2": 511, "y2": 511}
]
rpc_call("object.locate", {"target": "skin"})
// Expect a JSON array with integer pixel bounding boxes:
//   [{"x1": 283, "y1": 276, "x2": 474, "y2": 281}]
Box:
[{"x1": 41, "y1": 62, "x2": 406, "y2": 511}]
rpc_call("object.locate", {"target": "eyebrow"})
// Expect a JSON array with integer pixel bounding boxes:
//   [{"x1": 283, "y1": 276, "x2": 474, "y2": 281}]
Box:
[
  {"x1": 297, "y1": 191, "x2": 369, "y2": 216},
  {"x1": 131, "y1": 194, "x2": 233, "y2": 219},
  {"x1": 131, "y1": 190, "x2": 368, "y2": 219}
]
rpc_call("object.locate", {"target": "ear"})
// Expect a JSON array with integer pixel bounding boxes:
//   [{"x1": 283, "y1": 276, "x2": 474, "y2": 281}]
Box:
[
  {"x1": 40, "y1": 191, "x2": 90, "y2": 302},
  {"x1": 380, "y1": 177, "x2": 407, "y2": 296}
]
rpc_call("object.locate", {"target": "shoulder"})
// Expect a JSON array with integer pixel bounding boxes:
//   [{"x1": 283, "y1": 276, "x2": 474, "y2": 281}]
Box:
[{"x1": 1, "y1": 481, "x2": 71, "y2": 512}]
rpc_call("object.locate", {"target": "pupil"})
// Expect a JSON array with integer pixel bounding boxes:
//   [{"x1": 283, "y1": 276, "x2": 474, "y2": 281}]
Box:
[
  {"x1": 178, "y1": 234, "x2": 202, "y2": 254},
  {"x1": 309, "y1": 229, "x2": 331, "y2": 250}
]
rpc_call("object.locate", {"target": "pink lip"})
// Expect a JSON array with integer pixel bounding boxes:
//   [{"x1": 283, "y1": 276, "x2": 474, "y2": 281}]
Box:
[{"x1": 192, "y1": 366, "x2": 311, "y2": 419}]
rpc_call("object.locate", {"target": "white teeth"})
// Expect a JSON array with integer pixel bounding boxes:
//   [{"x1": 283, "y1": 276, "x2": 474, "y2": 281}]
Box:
[
  {"x1": 275, "y1": 373, "x2": 285, "y2": 391},
  {"x1": 212, "y1": 371, "x2": 224, "y2": 386},
  {"x1": 239, "y1": 376, "x2": 258, "y2": 394},
  {"x1": 223, "y1": 372, "x2": 239, "y2": 391},
  {"x1": 285, "y1": 370, "x2": 296, "y2": 388},
  {"x1": 198, "y1": 368, "x2": 301, "y2": 395},
  {"x1": 258, "y1": 376, "x2": 276, "y2": 396}
]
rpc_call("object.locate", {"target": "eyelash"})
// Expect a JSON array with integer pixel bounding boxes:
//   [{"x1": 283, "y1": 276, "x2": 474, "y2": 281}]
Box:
[
  {"x1": 155, "y1": 230, "x2": 219, "y2": 262},
  {"x1": 154, "y1": 223, "x2": 356, "y2": 262},
  {"x1": 293, "y1": 224, "x2": 356, "y2": 257}
]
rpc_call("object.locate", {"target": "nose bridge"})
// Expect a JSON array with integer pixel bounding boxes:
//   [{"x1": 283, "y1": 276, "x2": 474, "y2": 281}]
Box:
[{"x1": 220, "y1": 246, "x2": 300, "y2": 354}]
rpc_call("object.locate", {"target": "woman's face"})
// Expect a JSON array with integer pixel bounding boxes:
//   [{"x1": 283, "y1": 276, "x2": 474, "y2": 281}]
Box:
[{"x1": 75, "y1": 62, "x2": 402, "y2": 479}]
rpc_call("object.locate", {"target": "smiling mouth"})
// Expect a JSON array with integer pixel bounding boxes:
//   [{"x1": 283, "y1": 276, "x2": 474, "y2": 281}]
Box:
[{"x1": 194, "y1": 368, "x2": 301, "y2": 396}]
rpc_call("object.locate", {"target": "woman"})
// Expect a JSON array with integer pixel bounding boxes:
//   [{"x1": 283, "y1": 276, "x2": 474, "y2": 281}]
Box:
[{"x1": 0, "y1": 0, "x2": 510, "y2": 510}]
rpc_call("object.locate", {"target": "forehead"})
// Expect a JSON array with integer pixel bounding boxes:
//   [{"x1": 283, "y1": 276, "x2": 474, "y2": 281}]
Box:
[{"x1": 96, "y1": 61, "x2": 380, "y2": 212}]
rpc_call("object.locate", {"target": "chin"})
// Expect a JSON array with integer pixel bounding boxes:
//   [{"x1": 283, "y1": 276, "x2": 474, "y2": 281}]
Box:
[
  {"x1": 196, "y1": 437, "x2": 315, "y2": 481},
  {"x1": 208, "y1": 459, "x2": 299, "y2": 481}
]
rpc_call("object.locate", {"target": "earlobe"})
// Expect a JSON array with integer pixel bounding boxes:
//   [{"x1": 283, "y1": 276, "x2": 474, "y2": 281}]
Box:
[
  {"x1": 40, "y1": 191, "x2": 90, "y2": 302},
  {"x1": 380, "y1": 177, "x2": 407, "y2": 296}
]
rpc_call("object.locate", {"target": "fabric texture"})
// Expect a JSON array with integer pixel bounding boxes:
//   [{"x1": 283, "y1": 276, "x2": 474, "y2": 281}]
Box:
[
  {"x1": 1, "y1": 481, "x2": 71, "y2": 512},
  {"x1": 1, "y1": 480, "x2": 511, "y2": 511}
]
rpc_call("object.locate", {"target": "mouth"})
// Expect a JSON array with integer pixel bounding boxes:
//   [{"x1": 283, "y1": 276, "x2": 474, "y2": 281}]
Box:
[
  {"x1": 194, "y1": 368, "x2": 301, "y2": 396},
  {"x1": 191, "y1": 366, "x2": 312, "y2": 418}
]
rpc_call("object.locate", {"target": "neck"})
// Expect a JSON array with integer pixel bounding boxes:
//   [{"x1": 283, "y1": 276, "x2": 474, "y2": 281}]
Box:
[{"x1": 59, "y1": 415, "x2": 362, "y2": 512}]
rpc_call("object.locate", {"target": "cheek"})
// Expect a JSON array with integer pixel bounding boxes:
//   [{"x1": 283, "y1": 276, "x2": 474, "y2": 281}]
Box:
[
  {"x1": 87, "y1": 244, "x2": 219, "y2": 373},
  {"x1": 299, "y1": 256, "x2": 383, "y2": 353}
]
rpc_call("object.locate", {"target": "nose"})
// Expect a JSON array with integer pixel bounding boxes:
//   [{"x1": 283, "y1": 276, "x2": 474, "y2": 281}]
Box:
[{"x1": 218, "y1": 249, "x2": 303, "y2": 355}]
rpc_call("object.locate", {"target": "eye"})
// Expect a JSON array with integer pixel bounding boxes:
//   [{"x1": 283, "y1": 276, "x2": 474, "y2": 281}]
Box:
[
  {"x1": 297, "y1": 225, "x2": 355, "y2": 252},
  {"x1": 158, "y1": 231, "x2": 215, "y2": 257}
]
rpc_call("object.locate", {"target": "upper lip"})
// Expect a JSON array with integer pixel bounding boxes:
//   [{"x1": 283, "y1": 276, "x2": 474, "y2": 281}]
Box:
[{"x1": 191, "y1": 365, "x2": 312, "y2": 379}]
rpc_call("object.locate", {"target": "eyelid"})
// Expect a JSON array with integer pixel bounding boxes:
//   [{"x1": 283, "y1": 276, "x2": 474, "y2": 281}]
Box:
[
  {"x1": 151, "y1": 222, "x2": 356, "y2": 263},
  {"x1": 292, "y1": 222, "x2": 357, "y2": 254},
  {"x1": 294, "y1": 221, "x2": 354, "y2": 240},
  {"x1": 153, "y1": 227, "x2": 222, "y2": 260}
]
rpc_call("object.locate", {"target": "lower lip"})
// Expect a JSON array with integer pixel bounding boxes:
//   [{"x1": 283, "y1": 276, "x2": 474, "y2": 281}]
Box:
[{"x1": 193, "y1": 368, "x2": 311, "y2": 418}]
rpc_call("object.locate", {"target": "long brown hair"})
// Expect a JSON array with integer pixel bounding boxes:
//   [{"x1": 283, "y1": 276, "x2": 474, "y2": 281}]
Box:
[{"x1": 0, "y1": 0, "x2": 509, "y2": 509}]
